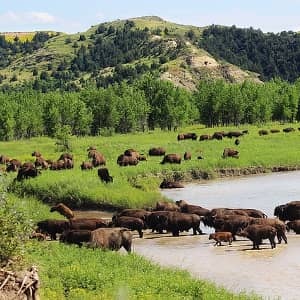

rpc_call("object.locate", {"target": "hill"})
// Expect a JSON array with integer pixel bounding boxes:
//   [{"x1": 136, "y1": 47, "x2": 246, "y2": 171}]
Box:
[{"x1": 0, "y1": 16, "x2": 260, "y2": 90}]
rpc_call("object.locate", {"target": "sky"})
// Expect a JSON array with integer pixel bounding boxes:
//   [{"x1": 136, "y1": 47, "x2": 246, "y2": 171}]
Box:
[{"x1": 0, "y1": 0, "x2": 300, "y2": 33}]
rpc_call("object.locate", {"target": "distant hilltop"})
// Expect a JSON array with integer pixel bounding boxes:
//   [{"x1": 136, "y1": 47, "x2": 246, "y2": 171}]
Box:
[{"x1": 0, "y1": 32, "x2": 35, "y2": 36}]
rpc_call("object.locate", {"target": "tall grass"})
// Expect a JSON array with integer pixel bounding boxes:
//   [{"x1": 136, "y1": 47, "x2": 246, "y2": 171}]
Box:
[{"x1": 4, "y1": 123, "x2": 300, "y2": 209}]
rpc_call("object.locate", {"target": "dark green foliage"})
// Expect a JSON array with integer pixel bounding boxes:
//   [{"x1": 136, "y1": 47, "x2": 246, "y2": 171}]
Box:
[
  {"x1": 200, "y1": 25, "x2": 300, "y2": 82},
  {"x1": 78, "y1": 34, "x2": 86, "y2": 41}
]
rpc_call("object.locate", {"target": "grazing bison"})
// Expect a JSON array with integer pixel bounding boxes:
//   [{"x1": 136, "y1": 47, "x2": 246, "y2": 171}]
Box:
[
  {"x1": 50, "y1": 160, "x2": 65, "y2": 170},
  {"x1": 81, "y1": 161, "x2": 93, "y2": 170},
  {"x1": 160, "y1": 154, "x2": 181, "y2": 164},
  {"x1": 270, "y1": 129, "x2": 280, "y2": 133},
  {"x1": 155, "y1": 201, "x2": 180, "y2": 212},
  {"x1": 283, "y1": 127, "x2": 295, "y2": 133},
  {"x1": 222, "y1": 148, "x2": 239, "y2": 158},
  {"x1": 98, "y1": 168, "x2": 113, "y2": 183},
  {"x1": 209, "y1": 232, "x2": 233, "y2": 246},
  {"x1": 178, "y1": 133, "x2": 197, "y2": 141},
  {"x1": 88, "y1": 228, "x2": 133, "y2": 253},
  {"x1": 0, "y1": 155, "x2": 11, "y2": 164},
  {"x1": 88, "y1": 149, "x2": 98, "y2": 159},
  {"x1": 6, "y1": 159, "x2": 22, "y2": 172},
  {"x1": 87, "y1": 146, "x2": 97, "y2": 151},
  {"x1": 175, "y1": 200, "x2": 210, "y2": 217},
  {"x1": 212, "y1": 132, "x2": 223, "y2": 140},
  {"x1": 111, "y1": 216, "x2": 144, "y2": 238},
  {"x1": 258, "y1": 129, "x2": 269, "y2": 136},
  {"x1": 159, "y1": 179, "x2": 184, "y2": 189},
  {"x1": 235, "y1": 139, "x2": 240, "y2": 146},
  {"x1": 59, "y1": 153, "x2": 73, "y2": 161},
  {"x1": 117, "y1": 154, "x2": 139, "y2": 166},
  {"x1": 249, "y1": 218, "x2": 287, "y2": 244},
  {"x1": 69, "y1": 218, "x2": 108, "y2": 231},
  {"x1": 274, "y1": 201, "x2": 300, "y2": 221},
  {"x1": 164, "y1": 212, "x2": 202, "y2": 236},
  {"x1": 92, "y1": 152, "x2": 106, "y2": 167},
  {"x1": 50, "y1": 203, "x2": 74, "y2": 219},
  {"x1": 184, "y1": 151, "x2": 192, "y2": 160},
  {"x1": 16, "y1": 165, "x2": 40, "y2": 181},
  {"x1": 238, "y1": 224, "x2": 276, "y2": 250},
  {"x1": 286, "y1": 220, "x2": 300, "y2": 234},
  {"x1": 35, "y1": 157, "x2": 48, "y2": 169},
  {"x1": 149, "y1": 147, "x2": 166, "y2": 156},
  {"x1": 177, "y1": 134, "x2": 185, "y2": 141},
  {"x1": 37, "y1": 219, "x2": 69, "y2": 240},
  {"x1": 227, "y1": 131, "x2": 243, "y2": 138},
  {"x1": 242, "y1": 130, "x2": 249, "y2": 134},
  {"x1": 32, "y1": 151, "x2": 42, "y2": 157},
  {"x1": 60, "y1": 230, "x2": 91, "y2": 247},
  {"x1": 199, "y1": 134, "x2": 211, "y2": 141},
  {"x1": 124, "y1": 149, "x2": 140, "y2": 158}
]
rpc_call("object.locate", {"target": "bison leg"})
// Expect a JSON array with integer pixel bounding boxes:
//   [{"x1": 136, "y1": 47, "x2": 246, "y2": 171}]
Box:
[
  {"x1": 281, "y1": 232, "x2": 288, "y2": 244},
  {"x1": 214, "y1": 241, "x2": 218, "y2": 246},
  {"x1": 229, "y1": 238, "x2": 232, "y2": 245},
  {"x1": 277, "y1": 232, "x2": 282, "y2": 244},
  {"x1": 138, "y1": 229, "x2": 143, "y2": 238},
  {"x1": 269, "y1": 237, "x2": 276, "y2": 249},
  {"x1": 50, "y1": 233, "x2": 57, "y2": 240},
  {"x1": 218, "y1": 241, "x2": 222, "y2": 246},
  {"x1": 123, "y1": 241, "x2": 132, "y2": 253},
  {"x1": 172, "y1": 230, "x2": 179, "y2": 237}
]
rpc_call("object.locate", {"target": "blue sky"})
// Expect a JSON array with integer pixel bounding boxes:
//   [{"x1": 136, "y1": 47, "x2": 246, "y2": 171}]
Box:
[{"x1": 0, "y1": 0, "x2": 300, "y2": 33}]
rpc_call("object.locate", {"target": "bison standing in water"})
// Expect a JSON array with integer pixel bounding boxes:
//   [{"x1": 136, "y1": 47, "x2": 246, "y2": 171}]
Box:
[
  {"x1": 159, "y1": 179, "x2": 184, "y2": 189},
  {"x1": 209, "y1": 232, "x2": 233, "y2": 246},
  {"x1": 274, "y1": 201, "x2": 300, "y2": 221},
  {"x1": 286, "y1": 220, "x2": 300, "y2": 234},
  {"x1": 110, "y1": 216, "x2": 144, "y2": 238},
  {"x1": 161, "y1": 154, "x2": 181, "y2": 164},
  {"x1": 237, "y1": 224, "x2": 276, "y2": 250}
]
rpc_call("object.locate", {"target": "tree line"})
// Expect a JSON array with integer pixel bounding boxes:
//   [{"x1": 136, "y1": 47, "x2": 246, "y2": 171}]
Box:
[
  {"x1": 0, "y1": 76, "x2": 300, "y2": 140},
  {"x1": 199, "y1": 25, "x2": 300, "y2": 82}
]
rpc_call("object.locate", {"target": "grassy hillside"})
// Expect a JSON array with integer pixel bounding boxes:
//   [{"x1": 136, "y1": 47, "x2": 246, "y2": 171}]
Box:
[
  {"x1": 4, "y1": 123, "x2": 300, "y2": 210},
  {"x1": 0, "y1": 16, "x2": 260, "y2": 89}
]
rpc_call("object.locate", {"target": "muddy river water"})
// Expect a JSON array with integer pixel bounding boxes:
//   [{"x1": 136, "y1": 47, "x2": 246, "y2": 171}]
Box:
[{"x1": 133, "y1": 171, "x2": 300, "y2": 300}]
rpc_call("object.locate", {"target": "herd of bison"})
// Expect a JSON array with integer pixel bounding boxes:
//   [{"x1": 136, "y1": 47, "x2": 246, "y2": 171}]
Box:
[
  {"x1": 33, "y1": 199, "x2": 300, "y2": 253},
  {"x1": 1, "y1": 126, "x2": 300, "y2": 253}
]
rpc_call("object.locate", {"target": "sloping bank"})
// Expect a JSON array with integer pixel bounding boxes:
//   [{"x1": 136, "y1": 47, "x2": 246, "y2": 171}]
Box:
[{"x1": 10, "y1": 164, "x2": 300, "y2": 211}]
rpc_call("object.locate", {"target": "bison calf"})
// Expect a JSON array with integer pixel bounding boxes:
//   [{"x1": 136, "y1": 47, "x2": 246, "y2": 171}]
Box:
[{"x1": 209, "y1": 232, "x2": 233, "y2": 246}]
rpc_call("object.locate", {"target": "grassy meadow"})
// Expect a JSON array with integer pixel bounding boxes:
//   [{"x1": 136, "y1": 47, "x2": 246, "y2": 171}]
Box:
[{"x1": 3, "y1": 123, "x2": 300, "y2": 210}]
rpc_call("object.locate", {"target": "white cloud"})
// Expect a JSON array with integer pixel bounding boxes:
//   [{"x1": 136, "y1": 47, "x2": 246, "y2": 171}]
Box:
[{"x1": 0, "y1": 11, "x2": 56, "y2": 25}]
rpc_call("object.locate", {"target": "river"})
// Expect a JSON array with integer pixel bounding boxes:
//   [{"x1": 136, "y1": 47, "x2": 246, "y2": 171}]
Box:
[{"x1": 134, "y1": 171, "x2": 300, "y2": 300}]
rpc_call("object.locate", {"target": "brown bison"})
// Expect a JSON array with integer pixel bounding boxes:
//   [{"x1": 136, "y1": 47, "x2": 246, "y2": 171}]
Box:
[
  {"x1": 50, "y1": 160, "x2": 65, "y2": 170},
  {"x1": 209, "y1": 232, "x2": 233, "y2": 246},
  {"x1": 69, "y1": 218, "x2": 108, "y2": 231},
  {"x1": 35, "y1": 157, "x2": 48, "y2": 169},
  {"x1": 117, "y1": 154, "x2": 139, "y2": 166},
  {"x1": 227, "y1": 131, "x2": 243, "y2": 138},
  {"x1": 6, "y1": 159, "x2": 22, "y2": 172},
  {"x1": 238, "y1": 224, "x2": 276, "y2": 249},
  {"x1": 222, "y1": 148, "x2": 239, "y2": 158},
  {"x1": 274, "y1": 201, "x2": 300, "y2": 221},
  {"x1": 50, "y1": 203, "x2": 74, "y2": 219},
  {"x1": 175, "y1": 200, "x2": 210, "y2": 217},
  {"x1": 161, "y1": 154, "x2": 181, "y2": 164},
  {"x1": 32, "y1": 151, "x2": 42, "y2": 157},
  {"x1": 270, "y1": 129, "x2": 280, "y2": 133},
  {"x1": 212, "y1": 132, "x2": 223, "y2": 140},
  {"x1": 286, "y1": 220, "x2": 300, "y2": 234},
  {"x1": 258, "y1": 129, "x2": 269, "y2": 136},
  {"x1": 199, "y1": 134, "x2": 211, "y2": 141},
  {"x1": 177, "y1": 134, "x2": 185, "y2": 141},
  {"x1": 164, "y1": 212, "x2": 202, "y2": 236},
  {"x1": 283, "y1": 127, "x2": 295, "y2": 133},
  {"x1": 159, "y1": 179, "x2": 184, "y2": 189},
  {"x1": 146, "y1": 211, "x2": 172, "y2": 233},
  {"x1": 249, "y1": 218, "x2": 287, "y2": 244},
  {"x1": 16, "y1": 165, "x2": 40, "y2": 181},
  {"x1": 183, "y1": 133, "x2": 197, "y2": 140},
  {"x1": 184, "y1": 151, "x2": 192, "y2": 160},
  {"x1": 87, "y1": 146, "x2": 97, "y2": 151},
  {"x1": 92, "y1": 152, "x2": 106, "y2": 167},
  {"x1": 88, "y1": 228, "x2": 133, "y2": 253},
  {"x1": 98, "y1": 168, "x2": 113, "y2": 183},
  {"x1": 63, "y1": 158, "x2": 74, "y2": 169},
  {"x1": 37, "y1": 219, "x2": 69, "y2": 240},
  {"x1": 110, "y1": 216, "x2": 144, "y2": 238},
  {"x1": 149, "y1": 147, "x2": 166, "y2": 156},
  {"x1": 0, "y1": 155, "x2": 11, "y2": 164},
  {"x1": 60, "y1": 230, "x2": 91, "y2": 247},
  {"x1": 88, "y1": 149, "x2": 98, "y2": 159},
  {"x1": 235, "y1": 139, "x2": 240, "y2": 146},
  {"x1": 116, "y1": 209, "x2": 150, "y2": 223},
  {"x1": 81, "y1": 161, "x2": 93, "y2": 170},
  {"x1": 155, "y1": 201, "x2": 180, "y2": 212},
  {"x1": 59, "y1": 153, "x2": 73, "y2": 161}
]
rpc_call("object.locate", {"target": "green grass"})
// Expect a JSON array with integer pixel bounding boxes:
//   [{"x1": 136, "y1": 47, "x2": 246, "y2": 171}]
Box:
[{"x1": 4, "y1": 123, "x2": 300, "y2": 209}]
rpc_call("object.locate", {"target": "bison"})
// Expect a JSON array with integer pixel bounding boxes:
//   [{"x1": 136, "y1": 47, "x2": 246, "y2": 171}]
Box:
[
  {"x1": 160, "y1": 154, "x2": 181, "y2": 164},
  {"x1": 117, "y1": 154, "x2": 139, "y2": 166},
  {"x1": 88, "y1": 227, "x2": 133, "y2": 253},
  {"x1": 286, "y1": 220, "x2": 300, "y2": 234},
  {"x1": 274, "y1": 201, "x2": 300, "y2": 221},
  {"x1": 92, "y1": 152, "x2": 106, "y2": 167},
  {"x1": 0, "y1": 155, "x2": 11, "y2": 164},
  {"x1": 222, "y1": 148, "x2": 239, "y2": 158},
  {"x1": 59, "y1": 153, "x2": 73, "y2": 161},
  {"x1": 32, "y1": 151, "x2": 42, "y2": 157},
  {"x1": 60, "y1": 230, "x2": 91, "y2": 247},
  {"x1": 209, "y1": 232, "x2": 233, "y2": 246},
  {"x1": 159, "y1": 179, "x2": 184, "y2": 189},
  {"x1": 81, "y1": 161, "x2": 93, "y2": 170},
  {"x1": 175, "y1": 200, "x2": 210, "y2": 217},
  {"x1": 184, "y1": 151, "x2": 192, "y2": 160},
  {"x1": 69, "y1": 218, "x2": 108, "y2": 231},
  {"x1": 110, "y1": 216, "x2": 144, "y2": 238},
  {"x1": 36, "y1": 219, "x2": 69, "y2": 240},
  {"x1": 212, "y1": 132, "x2": 223, "y2": 140},
  {"x1": 6, "y1": 159, "x2": 22, "y2": 172},
  {"x1": 199, "y1": 134, "x2": 211, "y2": 141},
  {"x1": 258, "y1": 129, "x2": 269, "y2": 136},
  {"x1": 149, "y1": 147, "x2": 166, "y2": 156},
  {"x1": 227, "y1": 131, "x2": 243, "y2": 138},
  {"x1": 283, "y1": 127, "x2": 295, "y2": 133},
  {"x1": 146, "y1": 211, "x2": 172, "y2": 233},
  {"x1": 50, "y1": 203, "x2": 74, "y2": 220},
  {"x1": 98, "y1": 168, "x2": 113, "y2": 183},
  {"x1": 155, "y1": 201, "x2": 180, "y2": 212},
  {"x1": 237, "y1": 224, "x2": 276, "y2": 250},
  {"x1": 16, "y1": 165, "x2": 40, "y2": 181},
  {"x1": 35, "y1": 157, "x2": 48, "y2": 169},
  {"x1": 116, "y1": 209, "x2": 150, "y2": 223},
  {"x1": 270, "y1": 129, "x2": 280, "y2": 133}
]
